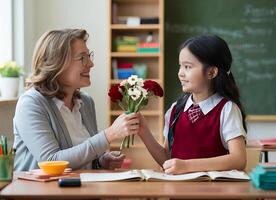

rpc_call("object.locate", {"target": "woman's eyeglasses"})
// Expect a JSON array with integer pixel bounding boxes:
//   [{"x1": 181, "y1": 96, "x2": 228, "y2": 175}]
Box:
[{"x1": 74, "y1": 51, "x2": 94, "y2": 66}]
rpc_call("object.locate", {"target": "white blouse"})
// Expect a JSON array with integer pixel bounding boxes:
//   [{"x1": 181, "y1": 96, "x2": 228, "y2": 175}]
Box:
[{"x1": 52, "y1": 98, "x2": 91, "y2": 146}]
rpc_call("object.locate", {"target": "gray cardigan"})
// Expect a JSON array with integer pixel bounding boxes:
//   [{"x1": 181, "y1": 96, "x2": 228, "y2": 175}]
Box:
[{"x1": 13, "y1": 88, "x2": 109, "y2": 171}]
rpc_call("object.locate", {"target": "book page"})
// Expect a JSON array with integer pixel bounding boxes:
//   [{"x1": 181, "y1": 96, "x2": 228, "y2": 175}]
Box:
[
  {"x1": 80, "y1": 170, "x2": 143, "y2": 182},
  {"x1": 141, "y1": 170, "x2": 210, "y2": 181},
  {"x1": 207, "y1": 170, "x2": 250, "y2": 181}
]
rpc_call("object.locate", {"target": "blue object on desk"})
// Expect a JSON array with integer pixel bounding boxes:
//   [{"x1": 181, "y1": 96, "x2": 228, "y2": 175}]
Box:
[{"x1": 250, "y1": 165, "x2": 276, "y2": 190}]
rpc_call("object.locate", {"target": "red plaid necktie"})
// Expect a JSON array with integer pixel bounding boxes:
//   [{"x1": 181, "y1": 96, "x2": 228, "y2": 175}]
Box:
[{"x1": 188, "y1": 104, "x2": 204, "y2": 123}]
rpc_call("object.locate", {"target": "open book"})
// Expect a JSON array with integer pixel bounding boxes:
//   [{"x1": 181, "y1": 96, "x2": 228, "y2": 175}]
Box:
[{"x1": 80, "y1": 169, "x2": 250, "y2": 182}]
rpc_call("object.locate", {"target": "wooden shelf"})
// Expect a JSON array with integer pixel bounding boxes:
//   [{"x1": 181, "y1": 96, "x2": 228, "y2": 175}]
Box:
[
  {"x1": 108, "y1": 0, "x2": 164, "y2": 169},
  {"x1": 0, "y1": 98, "x2": 18, "y2": 105},
  {"x1": 111, "y1": 24, "x2": 160, "y2": 30},
  {"x1": 111, "y1": 52, "x2": 160, "y2": 57}
]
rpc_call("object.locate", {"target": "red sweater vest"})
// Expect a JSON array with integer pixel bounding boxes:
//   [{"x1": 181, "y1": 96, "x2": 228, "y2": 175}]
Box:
[{"x1": 170, "y1": 98, "x2": 228, "y2": 160}]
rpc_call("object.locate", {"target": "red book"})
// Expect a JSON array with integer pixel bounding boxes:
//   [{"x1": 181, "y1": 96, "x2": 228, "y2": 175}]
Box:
[
  {"x1": 139, "y1": 42, "x2": 159, "y2": 48},
  {"x1": 117, "y1": 62, "x2": 133, "y2": 69}
]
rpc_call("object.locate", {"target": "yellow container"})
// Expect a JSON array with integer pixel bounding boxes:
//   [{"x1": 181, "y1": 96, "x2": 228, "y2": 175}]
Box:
[{"x1": 38, "y1": 161, "x2": 69, "y2": 175}]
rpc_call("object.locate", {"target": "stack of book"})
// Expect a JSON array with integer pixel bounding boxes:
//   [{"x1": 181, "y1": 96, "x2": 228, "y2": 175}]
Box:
[
  {"x1": 112, "y1": 60, "x2": 147, "y2": 79},
  {"x1": 250, "y1": 163, "x2": 276, "y2": 190},
  {"x1": 117, "y1": 62, "x2": 135, "y2": 79},
  {"x1": 115, "y1": 36, "x2": 139, "y2": 52},
  {"x1": 137, "y1": 42, "x2": 159, "y2": 53}
]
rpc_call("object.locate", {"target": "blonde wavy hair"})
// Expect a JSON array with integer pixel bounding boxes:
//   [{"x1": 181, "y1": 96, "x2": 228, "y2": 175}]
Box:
[{"x1": 26, "y1": 28, "x2": 89, "y2": 98}]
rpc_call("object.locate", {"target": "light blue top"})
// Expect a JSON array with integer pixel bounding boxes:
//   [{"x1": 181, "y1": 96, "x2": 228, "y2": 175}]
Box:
[{"x1": 13, "y1": 87, "x2": 109, "y2": 171}]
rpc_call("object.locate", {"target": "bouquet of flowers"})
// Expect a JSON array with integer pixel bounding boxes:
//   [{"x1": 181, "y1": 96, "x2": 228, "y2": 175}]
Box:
[{"x1": 108, "y1": 75, "x2": 163, "y2": 149}]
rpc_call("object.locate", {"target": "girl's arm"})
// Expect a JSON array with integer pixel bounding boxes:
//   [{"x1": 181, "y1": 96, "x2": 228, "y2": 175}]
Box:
[
  {"x1": 138, "y1": 113, "x2": 169, "y2": 166},
  {"x1": 163, "y1": 136, "x2": 246, "y2": 174}
]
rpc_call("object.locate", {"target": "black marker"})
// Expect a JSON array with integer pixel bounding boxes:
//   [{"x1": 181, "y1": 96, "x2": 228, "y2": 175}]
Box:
[{"x1": 58, "y1": 178, "x2": 81, "y2": 187}]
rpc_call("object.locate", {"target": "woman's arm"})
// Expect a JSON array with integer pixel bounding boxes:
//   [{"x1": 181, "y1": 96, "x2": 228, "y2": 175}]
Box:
[
  {"x1": 163, "y1": 136, "x2": 246, "y2": 174},
  {"x1": 14, "y1": 94, "x2": 109, "y2": 170}
]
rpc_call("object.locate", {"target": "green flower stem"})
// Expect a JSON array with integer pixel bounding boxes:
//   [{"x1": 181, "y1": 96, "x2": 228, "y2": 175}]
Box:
[
  {"x1": 119, "y1": 96, "x2": 144, "y2": 149},
  {"x1": 118, "y1": 102, "x2": 126, "y2": 111},
  {"x1": 134, "y1": 96, "x2": 144, "y2": 112}
]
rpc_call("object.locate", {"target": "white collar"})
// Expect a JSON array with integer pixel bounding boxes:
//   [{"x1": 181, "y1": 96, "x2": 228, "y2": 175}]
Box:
[
  {"x1": 184, "y1": 93, "x2": 224, "y2": 115},
  {"x1": 52, "y1": 97, "x2": 83, "y2": 112}
]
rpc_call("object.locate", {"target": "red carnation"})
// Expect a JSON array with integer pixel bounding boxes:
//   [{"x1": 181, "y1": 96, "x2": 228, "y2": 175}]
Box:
[
  {"x1": 108, "y1": 84, "x2": 123, "y2": 102},
  {"x1": 143, "y1": 80, "x2": 164, "y2": 97}
]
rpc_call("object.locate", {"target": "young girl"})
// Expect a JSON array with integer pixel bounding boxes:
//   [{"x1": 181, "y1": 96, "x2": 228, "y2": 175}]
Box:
[{"x1": 139, "y1": 35, "x2": 247, "y2": 174}]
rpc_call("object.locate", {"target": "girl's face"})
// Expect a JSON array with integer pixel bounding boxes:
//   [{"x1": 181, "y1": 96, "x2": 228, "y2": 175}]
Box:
[
  {"x1": 178, "y1": 47, "x2": 211, "y2": 94},
  {"x1": 58, "y1": 39, "x2": 94, "y2": 92}
]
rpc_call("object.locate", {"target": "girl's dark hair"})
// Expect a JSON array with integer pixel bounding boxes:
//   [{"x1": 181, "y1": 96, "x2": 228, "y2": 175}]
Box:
[{"x1": 180, "y1": 35, "x2": 247, "y2": 132}]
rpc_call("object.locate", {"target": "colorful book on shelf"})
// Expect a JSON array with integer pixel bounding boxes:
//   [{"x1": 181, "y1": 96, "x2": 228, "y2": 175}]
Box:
[
  {"x1": 117, "y1": 62, "x2": 133, "y2": 69},
  {"x1": 137, "y1": 48, "x2": 159, "y2": 53},
  {"x1": 137, "y1": 42, "x2": 160, "y2": 53},
  {"x1": 139, "y1": 42, "x2": 159, "y2": 48},
  {"x1": 80, "y1": 169, "x2": 250, "y2": 182},
  {"x1": 117, "y1": 45, "x2": 137, "y2": 52},
  {"x1": 258, "y1": 138, "x2": 276, "y2": 148},
  {"x1": 115, "y1": 36, "x2": 139, "y2": 52}
]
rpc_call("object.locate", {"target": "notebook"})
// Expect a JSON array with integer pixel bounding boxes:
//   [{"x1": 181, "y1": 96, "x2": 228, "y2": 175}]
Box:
[
  {"x1": 17, "y1": 168, "x2": 76, "y2": 182},
  {"x1": 80, "y1": 169, "x2": 250, "y2": 182}
]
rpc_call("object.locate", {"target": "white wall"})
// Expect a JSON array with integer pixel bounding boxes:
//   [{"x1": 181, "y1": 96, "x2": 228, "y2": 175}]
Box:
[
  {"x1": 22, "y1": 0, "x2": 109, "y2": 131},
  {"x1": 0, "y1": 0, "x2": 13, "y2": 62}
]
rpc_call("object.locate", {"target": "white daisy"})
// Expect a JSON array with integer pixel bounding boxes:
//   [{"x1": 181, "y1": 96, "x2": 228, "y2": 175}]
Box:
[
  {"x1": 127, "y1": 75, "x2": 138, "y2": 86},
  {"x1": 128, "y1": 87, "x2": 141, "y2": 101}
]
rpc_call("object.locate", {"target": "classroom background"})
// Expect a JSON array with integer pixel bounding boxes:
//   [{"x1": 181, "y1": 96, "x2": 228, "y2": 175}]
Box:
[{"x1": 0, "y1": 0, "x2": 275, "y2": 169}]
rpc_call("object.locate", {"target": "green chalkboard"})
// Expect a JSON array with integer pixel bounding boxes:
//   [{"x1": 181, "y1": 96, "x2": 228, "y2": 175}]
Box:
[{"x1": 165, "y1": 0, "x2": 276, "y2": 115}]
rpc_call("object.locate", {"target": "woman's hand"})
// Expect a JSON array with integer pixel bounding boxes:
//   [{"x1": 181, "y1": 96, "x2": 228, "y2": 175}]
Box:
[
  {"x1": 99, "y1": 151, "x2": 125, "y2": 169},
  {"x1": 163, "y1": 158, "x2": 189, "y2": 175},
  {"x1": 104, "y1": 113, "x2": 139, "y2": 143}
]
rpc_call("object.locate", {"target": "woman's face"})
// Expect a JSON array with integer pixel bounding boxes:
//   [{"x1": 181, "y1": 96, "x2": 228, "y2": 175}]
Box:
[
  {"x1": 58, "y1": 39, "x2": 93, "y2": 92},
  {"x1": 178, "y1": 47, "x2": 210, "y2": 94}
]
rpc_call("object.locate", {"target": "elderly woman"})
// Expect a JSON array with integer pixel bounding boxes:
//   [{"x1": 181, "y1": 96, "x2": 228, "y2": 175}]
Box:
[{"x1": 13, "y1": 29, "x2": 139, "y2": 171}]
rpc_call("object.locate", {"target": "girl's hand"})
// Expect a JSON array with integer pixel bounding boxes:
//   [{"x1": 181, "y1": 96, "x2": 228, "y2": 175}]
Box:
[
  {"x1": 104, "y1": 113, "x2": 140, "y2": 143},
  {"x1": 136, "y1": 112, "x2": 150, "y2": 137},
  {"x1": 163, "y1": 158, "x2": 189, "y2": 175},
  {"x1": 99, "y1": 151, "x2": 125, "y2": 169}
]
